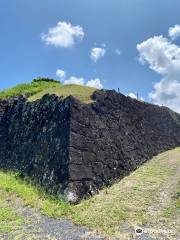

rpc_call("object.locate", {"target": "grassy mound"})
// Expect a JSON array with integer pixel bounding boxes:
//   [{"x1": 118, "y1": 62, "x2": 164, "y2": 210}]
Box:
[
  {"x1": 0, "y1": 148, "x2": 179, "y2": 239},
  {"x1": 0, "y1": 78, "x2": 61, "y2": 100},
  {"x1": 0, "y1": 79, "x2": 96, "y2": 103},
  {"x1": 28, "y1": 84, "x2": 96, "y2": 103}
]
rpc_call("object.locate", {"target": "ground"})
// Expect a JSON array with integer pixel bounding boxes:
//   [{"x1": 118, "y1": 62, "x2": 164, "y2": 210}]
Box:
[
  {"x1": 0, "y1": 79, "x2": 95, "y2": 104},
  {"x1": 0, "y1": 79, "x2": 61, "y2": 100},
  {"x1": 0, "y1": 190, "x2": 106, "y2": 240},
  {"x1": 28, "y1": 84, "x2": 95, "y2": 103},
  {"x1": 0, "y1": 148, "x2": 180, "y2": 240}
]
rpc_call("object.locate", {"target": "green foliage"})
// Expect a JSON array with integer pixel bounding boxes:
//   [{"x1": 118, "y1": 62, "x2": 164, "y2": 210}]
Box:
[
  {"x1": 0, "y1": 78, "x2": 61, "y2": 100},
  {"x1": 32, "y1": 77, "x2": 60, "y2": 83}
]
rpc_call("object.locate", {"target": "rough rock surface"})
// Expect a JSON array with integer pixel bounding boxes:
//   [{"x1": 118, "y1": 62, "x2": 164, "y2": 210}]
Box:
[
  {"x1": 0, "y1": 95, "x2": 71, "y2": 196},
  {"x1": 0, "y1": 90, "x2": 180, "y2": 202}
]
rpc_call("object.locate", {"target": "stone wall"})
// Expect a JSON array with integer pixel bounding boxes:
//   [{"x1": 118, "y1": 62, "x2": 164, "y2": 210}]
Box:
[
  {"x1": 0, "y1": 95, "x2": 71, "y2": 195},
  {"x1": 67, "y1": 90, "x2": 180, "y2": 201},
  {"x1": 0, "y1": 90, "x2": 180, "y2": 203}
]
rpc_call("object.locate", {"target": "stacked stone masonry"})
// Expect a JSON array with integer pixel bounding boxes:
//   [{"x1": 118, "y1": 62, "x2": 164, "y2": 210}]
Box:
[{"x1": 0, "y1": 90, "x2": 180, "y2": 203}]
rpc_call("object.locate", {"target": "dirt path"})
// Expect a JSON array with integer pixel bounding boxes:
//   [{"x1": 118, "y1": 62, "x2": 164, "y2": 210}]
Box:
[
  {"x1": 0, "y1": 189, "x2": 156, "y2": 240},
  {"x1": 0, "y1": 191, "x2": 109, "y2": 240},
  {"x1": 0, "y1": 149, "x2": 180, "y2": 240}
]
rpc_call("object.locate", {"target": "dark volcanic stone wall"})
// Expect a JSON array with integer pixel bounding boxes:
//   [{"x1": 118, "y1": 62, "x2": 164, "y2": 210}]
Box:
[
  {"x1": 67, "y1": 90, "x2": 180, "y2": 201},
  {"x1": 0, "y1": 95, "x2": 71, "y2": 195},
  {"x1": 0, "y1": 90, "x2": 180, "y2": 203}
]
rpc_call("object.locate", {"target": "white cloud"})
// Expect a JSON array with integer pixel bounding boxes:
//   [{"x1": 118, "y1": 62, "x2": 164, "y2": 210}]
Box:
[
  {"x1": 137, "y1": 32, "x2": 180, "y2": 113},
  {"x1": 41, "y1": 21, "x2": 84, "y2": 48},
  {"x1": 169, "y1": 25, "x2": 180, "y2": 40},
  {"x1": 56, "y1": 69, "x2": 103, "y2": 89},
  {"x1": 56, "y1": 69, "x2": 66, "y2": 79},
  {"x1": 90, "y1": 48, "x2": 106, "y2": 62},
  {"x1": 64, "y1": 76, "x2": 84, "y2": 85},
  {"x1": 86, "y1": 78, "x2": 103, "y2": 89},
  {"x1": 128, "y1": 93, "x2": 137, "y2": 99},
  {"x1": 128, "y1": 93, "x2": 144, "y2": 101},
  {"x1": 137, "y1": 35, "x2": 180, "y2": 76},
  {"x1": 115, "y1": 49, "x2": 121, "y2": 55},
  {"x1": 149, "y1": 78, "x2": 180, "y2": 112}
]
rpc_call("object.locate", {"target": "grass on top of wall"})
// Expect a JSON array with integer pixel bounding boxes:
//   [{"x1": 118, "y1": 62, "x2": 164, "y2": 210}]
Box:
[
  {"x1": 0, "y1": 79, "x2": 96, "y2": 104},
  {"x1": 0, "y1": 78, "x2": 61, "y2": 100},
  {"x1": 28, "y1": 84, "x2": 96, "y2": 103}
]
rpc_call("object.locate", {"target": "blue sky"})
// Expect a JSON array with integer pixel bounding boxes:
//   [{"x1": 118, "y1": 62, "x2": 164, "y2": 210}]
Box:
[{"x1": 1, "y1": 0, "x2": 180, "y2": 111}]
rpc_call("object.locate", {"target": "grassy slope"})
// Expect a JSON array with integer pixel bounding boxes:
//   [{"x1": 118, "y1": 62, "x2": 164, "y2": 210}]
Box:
[
  {"x1": 0, "y1": 149, "x2": 180, "y2": 239},
  {"x1": 0, "y1": 79, "x2": 61, "y2": 100},
  {"x1": 28, "y1": 84, "x2": 96, "y2": 103},
  {"x1": 71, "y1": 148, "x2": 180, "y2": 239},
  {"x1": 0, "y1": 79, "x2": 96, "y2": 104}
]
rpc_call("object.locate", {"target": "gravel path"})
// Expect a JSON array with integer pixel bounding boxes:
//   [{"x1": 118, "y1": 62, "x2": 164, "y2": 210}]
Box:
[
  {"x1": 0, "y1": 191, "x2": 110, "y2": 240},
  {"x1": 0, "y1": 190, "x2": 156, "y2": 240},
  {"x1": 4, "y1": 212, "x2": 107, "y2": 240}
]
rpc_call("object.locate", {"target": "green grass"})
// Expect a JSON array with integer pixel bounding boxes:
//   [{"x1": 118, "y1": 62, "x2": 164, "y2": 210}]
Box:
[
  {"x1": 0, "y1": 148, "x2": 180, "y2": 239},
  {"x1": 67, "y1": 149, "x2": 180, "y2": 238},
  {"x1": 0, "y1": 172, "x2": 71, "y2": 218},
  {"x1": 161, "y1": 179, "x2": 180, "y2": 218},
  {"x1": 0, "y1": 191, "x2": 24, "y2": 234},
  {"x1": 175, "y1": 182, "x2": 180, "y2": 209},
  {"x1": 0, "y1": 78, "x2": 96, "y2": 104},
  {"x1": 28, "y1": 84, "x2": 96, "y2": 103},
  {"x1": 0, "y1": 78, "x2": 61, "y2": 100}
]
